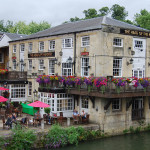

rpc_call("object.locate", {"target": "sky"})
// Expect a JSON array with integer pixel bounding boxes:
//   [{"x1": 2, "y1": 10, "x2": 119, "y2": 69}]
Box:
[{"x1": 0, "y1": 0, "x2": 150, "y2": 27}]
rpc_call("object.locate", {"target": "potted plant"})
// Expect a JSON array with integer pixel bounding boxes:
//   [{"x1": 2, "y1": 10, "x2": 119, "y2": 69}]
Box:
[{"x1": 44, "y1": 107, "x2": 51, "y2": 114}]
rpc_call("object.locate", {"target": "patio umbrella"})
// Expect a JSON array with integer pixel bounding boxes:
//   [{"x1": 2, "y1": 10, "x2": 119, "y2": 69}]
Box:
[
  {"x1": 28, "y1": 101, "x2": 50, "y2": 108},
  {"x1": 0, "y1": 96, "x2": 8, "y2": 102},
  {"x1": 0, "y1": 87, "x2": 9, "y2": 90}
]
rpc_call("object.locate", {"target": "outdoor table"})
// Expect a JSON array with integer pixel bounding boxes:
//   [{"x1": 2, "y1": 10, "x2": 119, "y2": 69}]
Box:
[{"x1": 33, "y1": 118, "x2": 43, "y2": 126}]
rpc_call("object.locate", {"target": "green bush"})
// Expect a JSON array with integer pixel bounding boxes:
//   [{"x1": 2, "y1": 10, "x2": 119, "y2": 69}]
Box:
[
  {"x1": 45, "y1": 124, "x2": 68, "y2": 149},
  {"x1": 44, "y1": 107, "x2": 51, "y2": 114},
  {"x1": 1, "y1": 124, "x2": 36, "y2": 150},
  {"x1": 123, "y1": 129, "x2": 129, "y2": 134}
]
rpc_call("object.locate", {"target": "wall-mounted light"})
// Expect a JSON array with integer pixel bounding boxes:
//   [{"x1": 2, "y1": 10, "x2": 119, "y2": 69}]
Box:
[
  {"x1": 148, "y1": 62, "x2": 150, "y2": 66},
  {"x1": 59, "y1": 51, "x2": 63, "y2": 56},
  {"x1": 20, "y1": 59, "x2": 26, "y2": 66},
  {"x1": 43, "y1": 66, "x2": 46, "y2": 69},
  {"x1": 127, "y1": 58, "x2": 133, "y2": 66},
  {"x1": 33, "y1": 89, "x2": 38, "y2": 96}
]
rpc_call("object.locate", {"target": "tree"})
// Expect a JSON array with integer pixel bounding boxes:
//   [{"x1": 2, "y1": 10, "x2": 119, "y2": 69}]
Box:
[
  {"x1": 83, "y1": 8, "x2": 99, "y2": 19},
  {"x1": 70, "y1": 17, "x2": 80, "y2": 22},
  {"x1": 111, "y1": 4, "x2": 128, "y2": 21},
  {"x1": 134, "y1": 9, "x2": 150, "y2": 30},
  {"x1": 0, "y1": 20, "x2": 51, "y2": 34},
  {"x1": 99, "y1": 7, "x2": 110, "y2": 16}
]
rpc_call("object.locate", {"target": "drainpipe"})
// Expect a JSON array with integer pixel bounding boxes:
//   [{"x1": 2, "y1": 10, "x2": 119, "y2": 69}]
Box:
[{"x1": 74, "y1": 33, "x2": 76, "y2": 75}]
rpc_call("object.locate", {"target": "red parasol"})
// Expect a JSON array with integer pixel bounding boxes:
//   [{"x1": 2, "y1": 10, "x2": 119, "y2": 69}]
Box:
[
  {"x1": 28, "y1": 101, "x2": 50, "y2": 108},
  {"x1": 0, "y1": 96, "x2": 8, "y2": 102},
  {"x1": 0, "y1": 87, "x2": 9, "y2": 90}
]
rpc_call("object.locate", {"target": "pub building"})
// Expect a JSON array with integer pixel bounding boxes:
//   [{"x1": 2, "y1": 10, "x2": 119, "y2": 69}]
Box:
[
  {"x1": 9, "y1": 16, "x2": 150, "y2": 133},
  {"x1": 0, "y1": 32, "x2": 28, "y2": 105}
]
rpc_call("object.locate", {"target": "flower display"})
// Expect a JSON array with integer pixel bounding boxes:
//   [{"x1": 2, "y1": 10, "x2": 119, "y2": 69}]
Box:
[
  {"x1": 36, "y1": 75, "x2": 150, "y2": 93},
  {"x1": 0, "y1": 69, "x2": 8, "y2": 74}
]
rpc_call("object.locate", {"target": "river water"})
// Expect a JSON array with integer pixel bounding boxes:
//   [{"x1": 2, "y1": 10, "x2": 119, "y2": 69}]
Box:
[{"x1": 57, "y1": 131, "x2": 150, "y2": 150}]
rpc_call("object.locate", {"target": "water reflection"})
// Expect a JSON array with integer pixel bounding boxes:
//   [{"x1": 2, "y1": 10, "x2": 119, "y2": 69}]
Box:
[{"x1": 56, "y1": 132, "x2": 150, "y2": 150}]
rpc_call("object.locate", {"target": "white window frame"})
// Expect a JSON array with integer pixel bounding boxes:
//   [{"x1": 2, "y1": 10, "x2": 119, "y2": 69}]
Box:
[
  {"x1": 81, "y1": 36, "x2": 90, "y2": 47},
  {"x1": 112, "y1": 99, "x2": 121, "y2": 111},
  {"x1": 39, "y1": 41, "x2": 44, "y2": 51},
  {"x1": 11, "y1": 84, "x2": 26, "y2": 99},
  {"x1": 81, "y1": 57, "x2": 89, "y2": 77},
  {"x1": 132, "y1": 70, "x2": 145, "y2": 78},
  {"x1": 113, "y1": 38, "x2": 123, "y2": 47},
  {"x1": 49, "y1": 40, "x2": 55, "y2": 50},
  {"x1": 0, "y1": 53, "x2": 4, "y2": 63},
  {"x1": 39, "y1": 59, "x2": 44, "y2": 70},
  {"x1": 28, "y1": 42, "x2": 33, "y2": 52},
  {"x1": 62, "y1": 38, "x2": 73, "y2": 48},
  {"x1": 13, "y1": 45, "x2": 16, "y2": 53},
  {"x1": 13, "y1": 60, "x2": 17, "y2": 70},
  {"x1": 28, "y1": 82, "x2": 32, "y2": 96},
  {"x1": 28, "y1": 59, "x2": 32, "y2": 70},
  {"x1": 62, "y1": 62, "x2": 73, "y2": 76},
  {"x1": 49, "y1": 60, "x2": 55, "y2": 75},
  {"x1": 20, "y1": 44, "x2": 25, "y2": 51},
  {"x1": 113, "y1": 58, "x2": 122, "y2": 77},
  {"x1": 81, "y1": 96, "x2": 89, "y2": 109}
]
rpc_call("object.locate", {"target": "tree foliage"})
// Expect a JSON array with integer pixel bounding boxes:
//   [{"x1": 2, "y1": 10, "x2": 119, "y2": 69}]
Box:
[
  {"x1": 83, "y1": 8, "x2": 99, "y2": 19},
  {"x1": 99, "y1": 7, "x2": 110, "y2": 16},
  {"x1": 0, "y1": 20, "x2": 51, "y2": 34},
  {"x1": 111, "y1": 4, "x2": 128, "y2": 21},
  {"x1": 134, "y1": 9, "x2": 150, "y2": 30}
]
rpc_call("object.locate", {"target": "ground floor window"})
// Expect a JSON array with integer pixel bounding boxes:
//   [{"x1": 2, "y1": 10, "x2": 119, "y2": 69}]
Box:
[
  {"x1": 40, "y1": 92, "x2": 73, "y2": 113},
  {"x1": 132, "y1": 70, "x2": 144, "y2": 78},
  {"x1": 11, "y1": 84, "x2": 26, "y2": 98},
  {"x1": 81, "y1": 96, "x2": 88, "y2": 109},
  {"x1": 112, "y1": 99, "x2": 121, "y2": 111}
]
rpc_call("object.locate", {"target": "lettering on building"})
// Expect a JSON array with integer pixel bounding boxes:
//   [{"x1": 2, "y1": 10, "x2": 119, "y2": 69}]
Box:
[
  {"x1": 120, "y1": 29, "x2": 150, "y2": 38},
  {"x1": 28, "y1": 52, "x2": 55, "y2": 58}
]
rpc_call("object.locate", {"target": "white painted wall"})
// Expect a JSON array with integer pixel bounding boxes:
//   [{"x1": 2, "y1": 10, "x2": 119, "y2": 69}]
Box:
[{"x1": 0, "y1": 34, "x2": 11, "y2": 47}]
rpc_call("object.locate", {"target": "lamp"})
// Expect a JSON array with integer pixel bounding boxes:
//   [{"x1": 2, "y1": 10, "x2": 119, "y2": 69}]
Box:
[
  {"x1": 148, "y1": 62, "x2": 150, "y2": 66},
  {"x1": 20, "y1": 59, "x2": 26, "y2": 66},
  {"x1": 127, "y1": 58, "x2": 133, "y2": 66},
  {"x1": 54, "y1": 58, "x2": 58, "y2": 64},
  {"x1": 67, "y1": 56, "x2": 72, "y2": 63},
  {"x1": 59, "y1": 51, "x2": 63, "y2": 56},
  {"x1": 33, "y1": 89, "x2": 38, "y2": 96}
]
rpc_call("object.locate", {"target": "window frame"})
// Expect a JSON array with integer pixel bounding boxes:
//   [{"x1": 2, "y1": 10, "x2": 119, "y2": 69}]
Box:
[
  {"x1": 62, "y1": 62, "x2": 73, "y2": 77},
  {"x1": 62, "y1": 38, "x2": 73, "y2": 48},
  {"x1": 49, "y1": 40, "x2": 55, "y2": 50},
  {"x1": 13, "y1": 59, "x2": 17, "y2": 70},
  {"x1": 28, "y1": 42, "x2": 33, "y2": 53},
  {"x1": 28, "y1": 59, "x2": 32, "y2": 70},
  {"x1": 81, "y1": 36, "x2": 90, "y2": 47},
  {"x1": 81, "y1": 57, "x2": 89, "y2": 77},
  {"x1": 39, "y1": 59, "x2": 44, "y2": 70},
  {"x1": 39, "y1": 41, "x2": 44, "y2": 51},
  {"x1": 113, "y1": 38, "x2": 123, "y2": 47},
  {"x1": 28, "y1": 82, "x2": 32, "y2": 96},
  {"x1": 81, "y1": 96, "x2": 89, "y2": 109},
  {"x1": 20, "y1": 44, "x2": 25, "y2": 52},
  {"x1": 13, "y1": 45, "x2": 16, "y2": 53},
  {"x1": 112, "y1": 99, "x2": 121, "y2": 111},
  {"x1": 113, "y1": 58, "x2": 122, "y2": 77},
  {"x1": 49, "y1": 59, "x2": 55, "y2": 75}
]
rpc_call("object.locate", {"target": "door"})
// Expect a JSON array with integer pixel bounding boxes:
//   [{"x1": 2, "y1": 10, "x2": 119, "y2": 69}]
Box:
[
  {"x1": 132, "y1": 38, "x2": 146, "y2": 78},
  {"x1": 132, "y1": 97, "x2": 144, "y2": 120}
]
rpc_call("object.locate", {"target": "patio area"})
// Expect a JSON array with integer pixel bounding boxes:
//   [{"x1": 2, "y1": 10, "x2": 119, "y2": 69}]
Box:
[{"x1": 0, "y1": 113, "x2": 99, "y2": 137}]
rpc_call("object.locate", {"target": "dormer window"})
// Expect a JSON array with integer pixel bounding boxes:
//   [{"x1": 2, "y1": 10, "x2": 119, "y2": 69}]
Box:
[{"x1": 113, "y1": 38, "x2": 123, "y2": 47}]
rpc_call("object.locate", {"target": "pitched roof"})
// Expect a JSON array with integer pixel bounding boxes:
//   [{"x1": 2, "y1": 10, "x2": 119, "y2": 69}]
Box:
[
  {"x1": 10, "y1": 16, "x2": 150, "y2": 42},
  {"x1": 5, "y1": 32, "x2": 27, "y2": 40}
]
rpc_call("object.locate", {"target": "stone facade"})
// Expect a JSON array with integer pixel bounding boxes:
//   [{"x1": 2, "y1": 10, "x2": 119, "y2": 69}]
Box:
[{"x1": 8, "y1": 17, "x2": 150, "y2": 133}]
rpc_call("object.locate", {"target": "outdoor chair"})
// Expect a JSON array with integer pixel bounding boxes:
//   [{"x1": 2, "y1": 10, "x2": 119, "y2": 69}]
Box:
[
  {"x1": 57, "y1": 116, "x2": 63, "y2": 126},
  {"x1": 43, "y1": 114, "x2": 49, "y2": 125},
  {"x1": 82, "y1": 114, "x2": 90, "y2": 124},
  {"x1": 2, "y1": 116, "x2": 7, "y2": 129},
  {"x1": 60, "y1": 112, "x2": 63, "y2": 117},
  {"x1": 73, "y1": 115, "x2": 79, "y2": 124}
]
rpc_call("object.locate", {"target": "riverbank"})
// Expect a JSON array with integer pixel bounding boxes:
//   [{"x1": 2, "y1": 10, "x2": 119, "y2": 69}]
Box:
[{"x1": 1, "y1": 122, "x2": 150, "y2": 150}]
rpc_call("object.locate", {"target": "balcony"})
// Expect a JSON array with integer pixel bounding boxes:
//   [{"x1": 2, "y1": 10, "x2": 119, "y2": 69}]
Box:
[
  {"x1": 0, "y1": 71, "x2": 27, "y2": 83},
  {"x1": 37, "y1": 76, "x2": 150, "y2": 98}
]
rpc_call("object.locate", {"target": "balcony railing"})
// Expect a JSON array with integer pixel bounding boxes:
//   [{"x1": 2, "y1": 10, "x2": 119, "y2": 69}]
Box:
[{"x1": 0, "y1": 71, "x2": 27, "y2": 81}]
